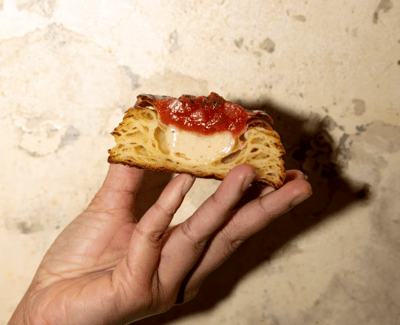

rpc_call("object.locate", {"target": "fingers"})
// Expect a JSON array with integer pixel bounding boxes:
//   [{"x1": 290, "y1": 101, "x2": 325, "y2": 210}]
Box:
[
  {"x1": 158, "y1": 164, "x2": 256, "y2": 289},
  {"x1": 243, "y1": 169, "x2": 308, "y2": 200},
  {"x1": 127, "y1": 174, "x2": 196, "y2": 280},
  {"x1": 232, "y1": 178, "x2": 312, "y2": 237},
  {"x1": 182, "y1": 164, "x2": 255, "y2": 242},
  {"x1": 89, "y1": 164, "x2": 145, "y2": 214},
  {"x1": 177, "y1": 172, "x2": 312, "y2": 300},
  {"x1": 285, "y1": 169, "x2": 308, "y2": 183}
]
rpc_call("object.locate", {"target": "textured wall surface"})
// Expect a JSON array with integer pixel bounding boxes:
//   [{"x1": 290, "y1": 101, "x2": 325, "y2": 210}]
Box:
[{"x1": 1, "y1": 0, "x2": 400, "y2": 324}]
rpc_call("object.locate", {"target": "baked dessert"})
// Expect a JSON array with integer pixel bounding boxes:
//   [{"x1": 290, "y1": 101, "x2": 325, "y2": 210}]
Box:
[{"x1": 108, "y1": 92, "x2": 286, "y2": 188}]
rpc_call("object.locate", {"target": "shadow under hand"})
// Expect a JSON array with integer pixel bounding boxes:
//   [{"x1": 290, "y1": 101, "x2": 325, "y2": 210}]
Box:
[{"x1": 135, "y1": 100, "x2": 370, "y2": 324}]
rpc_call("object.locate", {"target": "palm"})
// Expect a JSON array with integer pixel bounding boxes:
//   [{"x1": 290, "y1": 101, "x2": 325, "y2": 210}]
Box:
[
  {"x1": 29, "y1": 210, "x2": 138, "y2": 323},
  {"x1": 25, "y1": 167, "x2": 147, "y2": 325}
]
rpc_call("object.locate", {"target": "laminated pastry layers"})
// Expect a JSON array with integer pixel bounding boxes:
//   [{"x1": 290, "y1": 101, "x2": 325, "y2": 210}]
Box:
[{"x1": 108, "y1": 93, "x2": 286, "y2": 188}]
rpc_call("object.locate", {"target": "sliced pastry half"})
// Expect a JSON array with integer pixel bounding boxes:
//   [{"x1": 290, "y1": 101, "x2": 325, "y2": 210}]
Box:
[{"x1": 108, "y1": 92, "x2": 286, "y2": 188}]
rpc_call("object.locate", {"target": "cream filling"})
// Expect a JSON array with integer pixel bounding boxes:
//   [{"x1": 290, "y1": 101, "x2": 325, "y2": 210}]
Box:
[{"x1": 164, "y1": 126, "x2": 236, "y2": 164}]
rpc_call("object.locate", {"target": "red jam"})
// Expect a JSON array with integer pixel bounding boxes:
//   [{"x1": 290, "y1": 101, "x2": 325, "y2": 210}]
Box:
[{"x1": 155, "y1": 92, "x2": 254, "y2": 137}]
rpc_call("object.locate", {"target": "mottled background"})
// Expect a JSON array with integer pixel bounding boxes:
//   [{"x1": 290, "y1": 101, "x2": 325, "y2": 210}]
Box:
[{"x1": 1, "y1": 0, "x2": 400, "y2": 324}]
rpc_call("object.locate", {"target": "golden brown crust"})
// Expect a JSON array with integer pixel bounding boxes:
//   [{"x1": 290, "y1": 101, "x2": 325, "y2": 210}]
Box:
[
  {"x1": 108, "y1": 94, "x2": 286, "y2": 188},
  {"x1": 107, "y1": 126, "x2": 286, "y2": 188}
]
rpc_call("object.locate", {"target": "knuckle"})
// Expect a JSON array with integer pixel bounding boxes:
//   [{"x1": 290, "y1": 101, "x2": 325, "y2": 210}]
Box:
[
  {"x1": 135, "y1": 201, "x2": 176, "y2": 243},
  {"x1": 153, "y1": 201, "x2": 174, "y2": 219},
  {"x1": 180, "y1": 220, "x2": 207, "y2": 252},
  {"x1": 135, "y1": 222, "x2": 164, "y2": 244},
  {"x1": 225, "y1": 238, "x2": 244, "y2": 258},
  {"x1": 256, "y1": 197, "x2": 269, "y2": 214},
  {"x1": 210, "y1": 192, "x2": 228, "y2": 212},
  {"x1": 221, "y1": 227, "x2": 244, "y2": 259}
]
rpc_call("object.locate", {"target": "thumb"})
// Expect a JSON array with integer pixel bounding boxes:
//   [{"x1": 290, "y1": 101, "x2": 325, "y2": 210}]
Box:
[{"x1": 89, "y1": 164, "x2": 145, "y2": 214}]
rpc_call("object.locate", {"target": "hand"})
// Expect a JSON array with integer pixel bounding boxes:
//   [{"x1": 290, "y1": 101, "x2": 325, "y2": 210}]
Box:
[{"x1": 9, "y1": 164, "x2": 311, "y2": 325}]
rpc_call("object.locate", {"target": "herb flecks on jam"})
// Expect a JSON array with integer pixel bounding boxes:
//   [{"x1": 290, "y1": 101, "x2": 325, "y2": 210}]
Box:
[{"x1": 156, "y1": 92, "x2": 254, "y2": 137}]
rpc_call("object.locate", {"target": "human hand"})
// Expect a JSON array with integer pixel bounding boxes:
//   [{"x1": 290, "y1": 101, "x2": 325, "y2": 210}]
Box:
[{"x1": 9, "y1": 164, "x2": 311, "y2": 325}]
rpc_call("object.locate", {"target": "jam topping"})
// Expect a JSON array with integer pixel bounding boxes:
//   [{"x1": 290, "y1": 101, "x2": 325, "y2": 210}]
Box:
[{"x1": 155, "y1": 92, "x2": 255, "y2": 137}]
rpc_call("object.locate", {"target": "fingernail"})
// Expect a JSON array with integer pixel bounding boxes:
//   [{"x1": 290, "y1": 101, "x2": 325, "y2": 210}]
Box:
[
  {"x1": 182, "y1": 175, "x2": 196, "y2": 195},
  {"x1": 241, "y1": 173, "x2": 256, "y2": 191},
  {"x1": 291, "y1": 192, "x2": 312, "y2": 206},
  {"x1": 304, "y1": 174, "x2": 309, "y2": 181}
]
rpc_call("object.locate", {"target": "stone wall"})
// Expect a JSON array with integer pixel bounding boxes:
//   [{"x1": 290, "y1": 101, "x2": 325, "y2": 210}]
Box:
[{"x1": 1, "y1": 0, "x2": 399, "y2": 324}]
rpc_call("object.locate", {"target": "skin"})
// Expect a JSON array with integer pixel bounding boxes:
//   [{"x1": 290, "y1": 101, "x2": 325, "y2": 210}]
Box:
[{"x1": 8, "y1": 164, "x2": 312, "y2": 325}]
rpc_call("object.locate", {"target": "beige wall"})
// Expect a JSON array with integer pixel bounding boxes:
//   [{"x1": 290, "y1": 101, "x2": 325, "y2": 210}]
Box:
[{"x1": 1, "y1": 0, "x2": 399, "y2": 324}]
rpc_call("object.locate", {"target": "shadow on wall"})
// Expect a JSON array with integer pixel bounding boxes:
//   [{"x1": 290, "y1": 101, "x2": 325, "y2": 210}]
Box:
[{"x1": 133, "y1": 100, "x2": 370, "y2": 325}]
